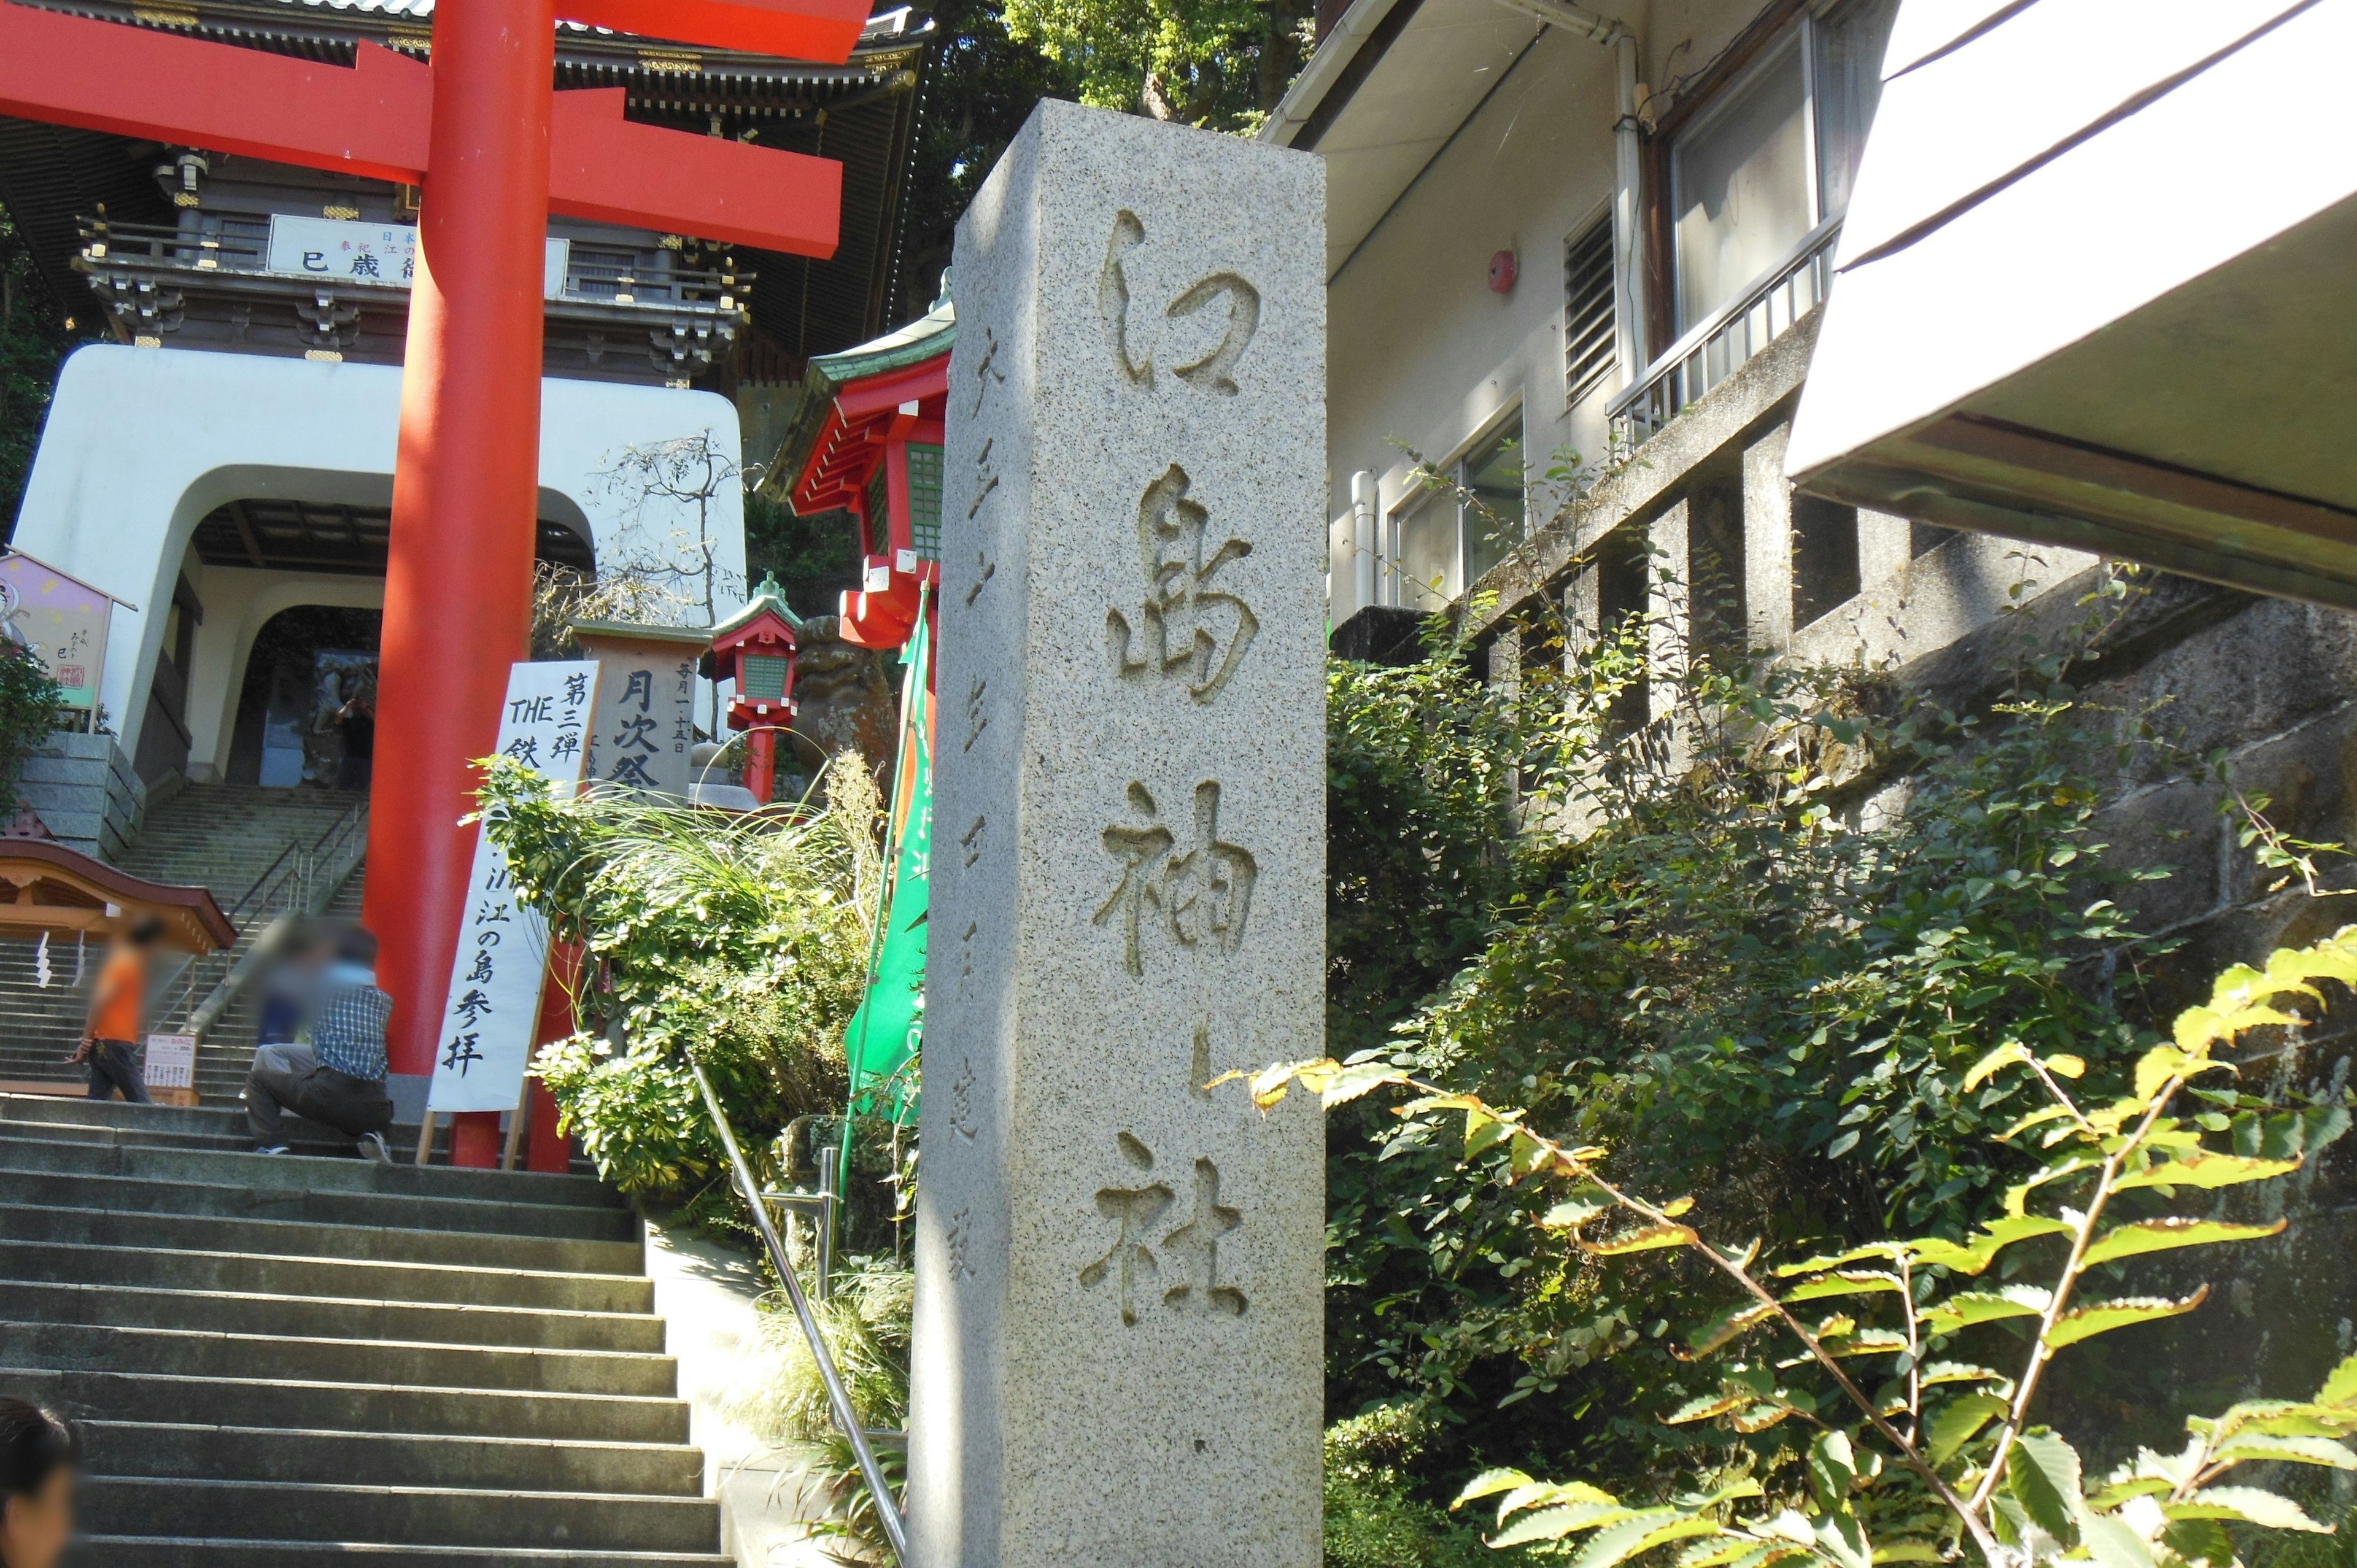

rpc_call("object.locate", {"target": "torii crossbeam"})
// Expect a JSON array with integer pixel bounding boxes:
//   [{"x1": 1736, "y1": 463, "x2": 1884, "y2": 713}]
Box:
[{"x1": 0, "y1": 0, "x2": 871, "y2": 1138}]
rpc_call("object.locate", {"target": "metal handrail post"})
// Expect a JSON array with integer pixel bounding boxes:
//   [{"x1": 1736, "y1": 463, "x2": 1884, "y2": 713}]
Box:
[{"x1": 687, "y1": 1057, "x2": 907, "y2": 1564}]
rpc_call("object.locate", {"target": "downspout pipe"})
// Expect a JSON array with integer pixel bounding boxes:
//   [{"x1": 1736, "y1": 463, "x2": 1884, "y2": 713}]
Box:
[
  {"x1": 1490, "y1": 0, "x2": 1647, "y2": 385},
  {"x1": 1350, "y1": 469, "x2": 1379, "y2": 615},
  {"x1": 1614, "y1": 29, "x2": 1645, "y2": 387}
]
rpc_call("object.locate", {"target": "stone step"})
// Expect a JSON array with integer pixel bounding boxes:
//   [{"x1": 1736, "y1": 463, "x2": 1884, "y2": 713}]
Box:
[
  {"x1": 72, "y1": 1537, "x2": 732, "y2": 1566},
  {"x1": 0, "y1": 1105, "x2": 607, "y2": 1205},
  {"x1": 0, "y1": 1166, "x2": 635, "y2": 1242},
  {"x1": 0, "y1": 1232, "x2": 652, "y2": 1312},
  {"x1": 0, "y1": 1132, "x2": 617, "y2": 1202},
  {"x1": 0, "y1": 1276, "x2": 667, "y2": 1353},
  {"x1": 0, "y1": 1118, "x2": 419, "y2": 1160},
  {"x1": 80, "y1": 1420, "x2": 703, "y2": 1497},
  {"x1": 73, "y1": 1475, "x2": 720, "y2": 1554},
  {"x1": 6, "y1": 1367, "x2": 692, "y2": 1446},
  {"x1": 0, "y1": 1187, "x2": 637, "y2": 1270},
  {"x1": 5, "y1": 1320, "x2": 680, "y2": 1397}
]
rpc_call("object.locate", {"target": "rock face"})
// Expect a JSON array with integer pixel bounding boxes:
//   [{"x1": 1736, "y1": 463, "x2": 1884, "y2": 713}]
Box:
[{"x1": 909, "y1": 100, "x2": 1327, "y2": 1568}]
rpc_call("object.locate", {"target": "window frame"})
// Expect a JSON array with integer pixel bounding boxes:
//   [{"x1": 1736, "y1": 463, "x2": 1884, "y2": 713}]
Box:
[
  {"x1": 1391, "y1": 409, "x2": 1528, "y2": 610},
  {"x1": 1644, "y1": 0, "x2": 1894, "y2": 355}
]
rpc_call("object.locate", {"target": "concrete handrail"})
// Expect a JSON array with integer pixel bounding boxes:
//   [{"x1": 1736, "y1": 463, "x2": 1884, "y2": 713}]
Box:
[{"x1": 187, "y1": 807, "x2": 370, "y2": 1041}]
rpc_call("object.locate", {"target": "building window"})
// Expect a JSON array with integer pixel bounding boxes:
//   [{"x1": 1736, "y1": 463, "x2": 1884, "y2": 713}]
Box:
[
  {"x1": 1564, "y1": 215, "x2": 1617, "y2": 407},
  {"x1": 1668, "y1": 0, "x2": 1897, "y2": 338},
  {"x1": 1398, "y1": 415, "x2": 1527, "y2": 610}
]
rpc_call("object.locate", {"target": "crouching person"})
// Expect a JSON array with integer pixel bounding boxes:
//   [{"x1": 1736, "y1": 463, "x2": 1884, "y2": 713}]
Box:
[{"x1": 245, "y1": 925, "x2": 395, "y2": 1162}]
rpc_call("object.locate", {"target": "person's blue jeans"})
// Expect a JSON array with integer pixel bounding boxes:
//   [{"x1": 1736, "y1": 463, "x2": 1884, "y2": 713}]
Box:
[{"x1": 87, "y1": 1038, "x2": 151, "y2": 1103}]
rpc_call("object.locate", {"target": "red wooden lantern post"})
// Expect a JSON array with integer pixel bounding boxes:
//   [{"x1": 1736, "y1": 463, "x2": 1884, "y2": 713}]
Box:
[{"x1": 704, "y1": 576, "x2": 802, "y2": 805}]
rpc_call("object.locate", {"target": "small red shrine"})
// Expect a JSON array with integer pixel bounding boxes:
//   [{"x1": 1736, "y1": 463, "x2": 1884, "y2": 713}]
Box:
[
  {"x1": 764, "y1": 287, "x2": 954, "y2": 651},
  {"x1": 703, "y1": 575, "x2": 802, "y2": 804}
]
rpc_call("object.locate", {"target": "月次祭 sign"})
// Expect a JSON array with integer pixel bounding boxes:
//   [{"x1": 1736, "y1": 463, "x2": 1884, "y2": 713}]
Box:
[
  {"x1": 0, "y1": 550, "x2": 116, "y2": 719},
  {"x1": 425, "y1": 660, "x2": 599, "y2": 1116}
]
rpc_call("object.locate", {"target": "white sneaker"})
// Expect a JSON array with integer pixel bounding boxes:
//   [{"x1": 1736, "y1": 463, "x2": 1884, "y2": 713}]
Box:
[{"x1": 358, "y1": 1132, "x2": 393, "y2": 1165}]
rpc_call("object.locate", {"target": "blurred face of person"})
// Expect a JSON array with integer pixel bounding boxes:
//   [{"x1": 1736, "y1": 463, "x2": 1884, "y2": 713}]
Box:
[{"x1": 1, "y1": 1466, "x2": 73, "y2": 1568}]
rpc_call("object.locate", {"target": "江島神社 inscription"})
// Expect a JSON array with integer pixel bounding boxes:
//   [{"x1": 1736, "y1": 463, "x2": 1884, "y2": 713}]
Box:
[{"x1": 909, "y1": 100, "x2": 1325, "y2": 1568}]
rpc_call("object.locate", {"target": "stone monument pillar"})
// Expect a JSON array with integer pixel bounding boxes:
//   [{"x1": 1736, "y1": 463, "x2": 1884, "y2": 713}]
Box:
[{"x1": 911, "y1": 99, "x2": 1326, "y2": 1568}]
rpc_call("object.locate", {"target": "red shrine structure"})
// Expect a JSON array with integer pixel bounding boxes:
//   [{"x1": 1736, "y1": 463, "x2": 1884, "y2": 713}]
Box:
[
  {"x1": 765, "y1": 285, "x2": 953, "y2": 651},
  {"x1": 703, "y1": 576, "x2": 802, "y2": 805},
  {"x1": 0, "y1": 0, "x2": 871, "y2": 1151}
]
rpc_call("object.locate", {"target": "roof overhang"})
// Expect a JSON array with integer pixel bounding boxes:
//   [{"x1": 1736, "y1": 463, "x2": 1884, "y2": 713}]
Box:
[
  {"x1": 1261, "y1": 0, "x2": 1556, "y2": 277},
  {"x1": 0, "y1": 837, "x2": 234, "y2": 952},
  {"x1": 1789, "y1": 0, "x2": 2357, "y2": 610}
]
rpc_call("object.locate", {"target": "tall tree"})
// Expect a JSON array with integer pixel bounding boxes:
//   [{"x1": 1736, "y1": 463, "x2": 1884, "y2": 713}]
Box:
[
  {"x1": 0, "y1": 203, "x2": 81, "y2": 541},
  {"x1": 997, "y1": 0, "x2": 1312, "y2": 129}
]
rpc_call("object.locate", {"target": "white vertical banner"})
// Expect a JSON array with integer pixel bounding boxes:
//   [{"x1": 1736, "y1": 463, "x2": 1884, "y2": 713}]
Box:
[{"x1": 426, "y1": 660, "x2": 600, "y2": 1115}]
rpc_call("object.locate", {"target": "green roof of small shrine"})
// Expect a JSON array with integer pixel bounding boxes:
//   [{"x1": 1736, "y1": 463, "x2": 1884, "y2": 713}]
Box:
[{"x1": 713, "y1": 573, "x2": 804, "y2": 640}]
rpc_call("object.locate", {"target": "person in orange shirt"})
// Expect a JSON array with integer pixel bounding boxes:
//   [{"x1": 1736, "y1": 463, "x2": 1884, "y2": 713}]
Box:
[{"x1": 69, "y1": 915, "x2": 164, "y2": 1103}]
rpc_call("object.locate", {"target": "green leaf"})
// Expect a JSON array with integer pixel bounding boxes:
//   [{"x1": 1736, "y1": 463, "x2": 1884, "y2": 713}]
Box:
[
  {"x1": 2009, "y1": 1430, "x2": 2085, "y2": 1544},
  {"x1": 1488, "y1": 1502, "x2": 1645, "y2": 1547},
  {"x1": 2044, "y1": 1289, "x2": 2208, "y2": 1350},
  {"x1": 1929, "y1": 1394, "x2": 2011, "y2": 1466},
  {"x1": 1911, "y1": 1214, "x2": 2073, "y2": 1276},
  {"x1": 2210, "y1": 1432, "x2": 2357, "y2": 1471},
  {"x1": 2171, "y1": 1486, "x2": 2329, "y2": 1532},
  {"x1": 2316, "y1": 1351, "x2": 2357, "y2": 1408},
  {"x1": 1784, "y1": 1270, "x2": 1903, "y2": 1302},
  {"x1": 1542, "y1": 1199, "x2": 1611, "y2": 1229},
  {"x1": 1453, "y1": 1467, "x2": 1535, "y2": 1507},
  {"x1": 1577, "y1": 1518, "x2": 1727, "y2": 1568},
  {"x1": 2162, "y1": 1517, "x2": 2235, "y2": 1568},
  {"x1": 2115, "y1": 1153, "x2": 2301, "y2": 1192},
  {"x1": 1920, "y1": 1284, "x2": 2052, "y2": 1335},
  {"x1": 1813, "y1": 1509, "x2": 1871, "y2": 1568},
  {"x1": 1808, "y1": 1430, "x2": 1856, "y2": 1514},
  {"x1": 1318, "y1": 1060, "x2": 1411, "y2": 1108},
  {"x1": 1965, "y1": 1041, "x2": 2034, "y2": 1091},
  {"x1": 1921, "y1": 1361, "x2": 2011, "y2": 1390},
  {"x1": 1665, "y1": 1392, "x2": 1748, "y2": 1426},
  {"x1": 2078, "y1": 1508, "x2": 2159, "y2": 1568},
  {"x1": 1583, "y1": 1222, "x2": 1697, "y2": 1256},
  {"x1": 1689, "y1": 1302, "x2": 1779, "y2": 1357},
  {"x1": 2081, "y1": 1217, "x2": 2285, "y2": 1267}
]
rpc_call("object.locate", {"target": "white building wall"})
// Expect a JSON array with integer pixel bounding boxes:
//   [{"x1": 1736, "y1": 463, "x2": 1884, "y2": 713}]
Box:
[
  {"x1": 1322, "y1": 0, "x2": 1784, "y2": 622},
  {"x1": 1326, "y1": 23, "x2": 1618, "y2": 621},
  {"x1": 14, "y1": 344, "x2": 746, "y2": 770}
]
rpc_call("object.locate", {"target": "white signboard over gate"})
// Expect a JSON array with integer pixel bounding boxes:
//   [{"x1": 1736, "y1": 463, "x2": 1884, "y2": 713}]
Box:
[
  {"x1": 266, "y1": 215, "x2": 571, "y2": 299},
  {"x1": 425, "y1": 660, "x2": 599, "y2": 1116}
]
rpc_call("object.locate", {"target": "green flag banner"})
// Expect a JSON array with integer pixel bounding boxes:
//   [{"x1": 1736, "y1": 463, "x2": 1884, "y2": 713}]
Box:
[{"x1": 846, "y1": 602, "x2": 931, "y2": 1114}]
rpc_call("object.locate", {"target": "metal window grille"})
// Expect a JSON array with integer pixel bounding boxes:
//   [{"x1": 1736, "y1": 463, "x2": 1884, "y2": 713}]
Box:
[
  {"x1": 740, "y1": 654, "x2": 791, "y2": 701},
  {"x1": 864, "y1": 465, "x2": 889, "y2": 555},
  {"x1": 1564, "y1": 217, "x2": 1616, "y2": 407},
  {"x1": 907, "y1": 442, "x2": 945, "y2": 561}
]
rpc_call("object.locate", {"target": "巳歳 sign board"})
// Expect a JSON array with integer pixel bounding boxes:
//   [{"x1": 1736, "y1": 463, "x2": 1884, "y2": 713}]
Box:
[
  {"x1": 267, "y1": 215, "x2": 571, "y2": 299},
  {"x1": 425, "y1": 660, "x2": 600, "y2": 1115},
  {"x1": 0, "y1": 550, "x2": 116, "y2": 716}
]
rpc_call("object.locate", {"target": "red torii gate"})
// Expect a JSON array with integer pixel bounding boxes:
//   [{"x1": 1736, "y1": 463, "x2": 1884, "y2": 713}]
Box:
[{"x1": 0, "y1": 0, "x2": 869, "y2": 1152}]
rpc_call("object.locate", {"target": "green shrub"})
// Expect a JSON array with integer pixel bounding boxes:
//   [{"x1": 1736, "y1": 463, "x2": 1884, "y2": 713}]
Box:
[
  {"x1": 482, "y1": 754, "x2": 880, "y2": 1235},
  {"x1": 1320, "y1": 565, "x2": 2214, "y2": 1495},
  {"x1": 1325, "y1": 1407, "x2": 1494, "y2": 1568}
]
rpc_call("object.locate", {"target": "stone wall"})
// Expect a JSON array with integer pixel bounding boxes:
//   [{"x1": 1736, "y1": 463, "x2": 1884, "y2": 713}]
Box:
[{"x1": 20, "y1": 728, "x2": 147, "y2": 862}]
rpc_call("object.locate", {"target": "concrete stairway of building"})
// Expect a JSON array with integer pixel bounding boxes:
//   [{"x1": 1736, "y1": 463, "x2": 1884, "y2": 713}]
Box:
[
  {"x1": 0, "y1": 784, "x2": 366, "y2": 1095},
  {"x1": 0, "y1": 1094, "x2": 729, "y2": 1565}
]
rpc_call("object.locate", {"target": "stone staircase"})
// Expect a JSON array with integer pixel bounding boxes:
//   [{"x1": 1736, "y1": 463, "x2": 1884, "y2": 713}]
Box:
[
  {"x1": 0, "y1": 784, "x2": 366, "y2": 1097},
  {"x1": 0, "y1": 1094, "x2": 729, "y2": 1564}
]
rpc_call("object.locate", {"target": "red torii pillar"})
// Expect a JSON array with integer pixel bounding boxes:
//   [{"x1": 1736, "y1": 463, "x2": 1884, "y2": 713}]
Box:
[{"x1": 0, "y1": 0, "x2": 867, "y2": 1159}]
